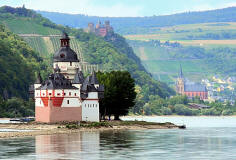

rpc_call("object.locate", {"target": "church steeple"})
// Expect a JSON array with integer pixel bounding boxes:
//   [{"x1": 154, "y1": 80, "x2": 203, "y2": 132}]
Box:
[
  {"x1": 179, "y1": 64, "x2": 184, "y2": 78},
  {"x1": 176, "y1": 64, "x2": 185, "y2": 94},
  {"x1": 60, "y1": 32, "x2": 70, "y2": 47}
]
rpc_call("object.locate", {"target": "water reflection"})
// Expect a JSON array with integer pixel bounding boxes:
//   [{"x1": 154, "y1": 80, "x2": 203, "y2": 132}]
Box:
[
  {"x1": 0, "y1": 138, "x2": 35, "y2": 159},
  {"x1": 1, "y1": 128, "x2": 236, "y2": 159},
  {"x1": 36, "y1": 131, "x2": 100, "y2": 160}
]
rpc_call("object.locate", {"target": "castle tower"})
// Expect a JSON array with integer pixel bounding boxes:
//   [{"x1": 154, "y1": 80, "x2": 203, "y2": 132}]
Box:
[
  {"x1": 176, "y1": 64, "x2": 185, "y2": 94},
  {"x1": 105, "y1": 20, "x2": 110, "y2": 27},
  {"x1": 87, "y1": 23, "x2": 95, "y2": 33},
  {"x1": 34, "y1": 34, "x2": 104, "y2": 123},
  {"x1": 96, "y1": 20, "x2": 101, "y2": 29},
  {"x1": 53, "y1": 32, "x2": 80, "y2": 80}
]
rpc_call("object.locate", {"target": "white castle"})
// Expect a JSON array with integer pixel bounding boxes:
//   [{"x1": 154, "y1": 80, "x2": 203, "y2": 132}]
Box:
[{"x1": 33, "y1": 32, "x2": 104, "y2": 123}]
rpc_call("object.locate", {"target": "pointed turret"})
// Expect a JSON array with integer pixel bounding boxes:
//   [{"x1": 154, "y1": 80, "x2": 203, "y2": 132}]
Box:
[
  {"x1": 90, "y1": 71, "x2": 99, "y2": 85},
  {"x1": 73, "y1": 70, "x2": 85, "y2": 84},
  {"x1": 54, "y1": 64, "x2": 61, "y2": 73},
  {"x1": 53, "y1": 32, "x2": 78, "y2": 63},
  {"x1": 35, "y1": 72, "x2": 43, "y2": 84},
  {"x1": 60, "y1": 32, "x2": 70, "y2": 47}
]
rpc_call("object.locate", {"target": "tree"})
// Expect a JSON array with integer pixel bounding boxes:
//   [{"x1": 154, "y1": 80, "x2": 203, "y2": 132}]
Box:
[{"x1": 97, "y1": 71, "x2": 136, "y2": 120}]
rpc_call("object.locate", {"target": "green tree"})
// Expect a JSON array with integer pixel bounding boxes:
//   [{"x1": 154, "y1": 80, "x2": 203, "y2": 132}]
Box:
[{"x1": 97, "y1": 71, "x2": 136, "y2": 120}]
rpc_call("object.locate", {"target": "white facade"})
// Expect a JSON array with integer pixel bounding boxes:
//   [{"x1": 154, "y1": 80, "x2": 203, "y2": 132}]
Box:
[
  {"x1": 53, "y1": 62, "x2": 81, "y2": 80},
  {"x1": 82, "y1": 100, "x2": 99, "y2": 122},
  {"x1": 82, "y1": 92, "x2": 99, "y2": 122},
  {"x1": 34, "y1": 89, "x2": 81, "y2": 108}
]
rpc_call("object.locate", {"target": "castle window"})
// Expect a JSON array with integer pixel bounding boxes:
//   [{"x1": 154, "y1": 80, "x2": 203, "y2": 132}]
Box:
[
  {"x1": 60, "y1": 53, "x2": 65, "y2": 58},
  {"x1": 67, "y1": 100, "x2": 69, "y2": 104},
  {"x1": 75, "y1": 93, "x2": 76, "y2": 96},
  {"x1": 64, "y1": 93, "x2": 66, "y2": 96},
  {"x1": 70, "y1": 62, "x2": 72, "y2": 66},
  {"x1": 93, "y1": 104, "x2": 94, "y2": 107},
  {"x1": 49, "y1": 93, "x2": 52, "y2": 96},
  {"x1": 69, "y1": 92, "x2": 71, "y2": 96},
  {"x1": 57, "y1": 93, "x2": 60, "y2": 96}
]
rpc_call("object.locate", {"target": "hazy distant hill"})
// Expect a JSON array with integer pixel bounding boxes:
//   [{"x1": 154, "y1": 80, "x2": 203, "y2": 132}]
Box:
[{"x1": 38, "y1": 7, "x2": 236, "y2": 34}]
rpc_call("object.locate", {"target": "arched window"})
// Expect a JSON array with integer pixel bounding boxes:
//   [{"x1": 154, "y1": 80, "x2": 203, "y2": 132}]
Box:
[{"x1": 67, "y1": 100, "x2": 69, "y2": 104}]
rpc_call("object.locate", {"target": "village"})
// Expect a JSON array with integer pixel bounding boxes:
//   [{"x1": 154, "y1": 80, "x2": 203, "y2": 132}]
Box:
[{"x1": 201, "y1": 75, "x2": 236, "y2": 103}]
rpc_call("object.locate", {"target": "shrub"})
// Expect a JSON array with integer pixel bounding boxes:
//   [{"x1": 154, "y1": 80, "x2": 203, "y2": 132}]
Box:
[{"x1": 222, "y1": 109, "x2": 233, "y2": 116}]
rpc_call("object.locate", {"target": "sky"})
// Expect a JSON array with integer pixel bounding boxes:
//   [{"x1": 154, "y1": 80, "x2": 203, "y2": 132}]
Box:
[{"x1": 1, "y1": 0, "x2": 236, "y2": 17}]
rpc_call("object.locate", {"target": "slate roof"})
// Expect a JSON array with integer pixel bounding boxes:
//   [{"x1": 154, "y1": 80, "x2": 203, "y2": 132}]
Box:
[
  {"x1": 36, "y1": 73, "x2": 77, "y2": 90},
  {"x1": 80, "y1": 75, "x2": 104, "y2": 99},
  {"x1": 53, "y1": 33, "x2": 79, "y2": 62},
  {"x1": 54, "y1": 47, "x2": 79, "y2": 62},
  {"x1": 81, "y1": 76, "x2": 97, "y2": 92},
  {"x1": 73, "y1": 70, "x2": 84, "y2": 84},
  {"x1": 90, "y1": 71, "x2": 99, "y2": 84},
  {"x1": 184, "y1": 84, "x2": 207, "y2": 92},
  {"x1": 97, "y1": 85, "x2": 104, "y2": 92}
]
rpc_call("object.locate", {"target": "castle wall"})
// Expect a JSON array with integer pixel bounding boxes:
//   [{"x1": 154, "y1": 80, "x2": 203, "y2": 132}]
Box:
[
  {"x1": 53, "y1": 62, "x2": 80, "y2": 80},
  {"x1": 35, "y1": 88, "x2": 82, "y2": 123},
  {"x1": 61, "y1": 97, "x2": 81, "y2": 107},
  {"x1": 82, "y1": 92, "x2": 99, "y2": 122},
  {"x1": 82, "y1": 100, "x2": 99, "y2": 122},
  {"x1": 35, "y1": 99, "x2": 82, "y2": 123}
]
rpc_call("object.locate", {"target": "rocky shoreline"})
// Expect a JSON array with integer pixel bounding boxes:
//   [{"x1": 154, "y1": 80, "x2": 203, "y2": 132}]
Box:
[{"x1": 0, "y1": 121, "x2": 183, "y2": 139}]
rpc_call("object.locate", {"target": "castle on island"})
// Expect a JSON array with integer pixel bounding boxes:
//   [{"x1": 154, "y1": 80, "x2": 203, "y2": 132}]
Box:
[
  {"x1": 176, "y1": 65, "x2": 208, "y2": 100},
  {"x1": 84, "y1": 20, "x2": 114, "y2": 37},
  {"x1": 33, "y1": 32, "x2": 104, "y2": 123}
]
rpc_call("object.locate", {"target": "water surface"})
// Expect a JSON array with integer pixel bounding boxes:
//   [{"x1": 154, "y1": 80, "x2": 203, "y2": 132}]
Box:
[{"x1": 1, "y1": 116, "x2": 236, "y2": 160}]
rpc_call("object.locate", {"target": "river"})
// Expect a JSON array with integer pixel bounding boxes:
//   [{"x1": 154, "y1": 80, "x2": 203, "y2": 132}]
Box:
[{"x1": 1, "y1": 116, "x2": 236, "y2": 160}]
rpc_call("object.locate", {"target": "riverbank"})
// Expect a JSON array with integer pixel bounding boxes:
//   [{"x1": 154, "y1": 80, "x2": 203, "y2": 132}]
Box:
[{"x1": 0, "y1": 121, "x2": 181, "y2": 139}]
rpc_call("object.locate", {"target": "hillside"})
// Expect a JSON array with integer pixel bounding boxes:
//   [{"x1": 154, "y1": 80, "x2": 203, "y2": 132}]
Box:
[
  {"x1": 0, "y1": 6, "x2": 175, "y2": 111},
  {"x1": 36, "y1": 7, "x2": 236, "y2": 86},
  {"x1": 125, "y1": 22, "x2": 236, "y2": 44},
  {"x1": 38, "y1": 7, "x2": 236, "y2": 34},
  {"x1": 128, "y1": 40, "x2": 236, "y2": 85},
  {"x1": 0, "y1": 25, "x2": 46, "y2": 99}
]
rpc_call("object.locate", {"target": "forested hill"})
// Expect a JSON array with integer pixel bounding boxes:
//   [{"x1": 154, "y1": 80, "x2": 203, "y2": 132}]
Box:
[
  {"x1": 38, "y1": 7, "x2": 236, "y2": 34},
  {"x1": 0, "y1": 6, "x2": 175, "y2": 106},
  {"x1": 0, "y1": 25, "x2": 46, "y2": 99}
]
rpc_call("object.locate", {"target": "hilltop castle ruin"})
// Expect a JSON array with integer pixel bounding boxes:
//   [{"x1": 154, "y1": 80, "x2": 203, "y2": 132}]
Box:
[{"x1": 85, "y1": 20, "x2": 114, "y2": 37}]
